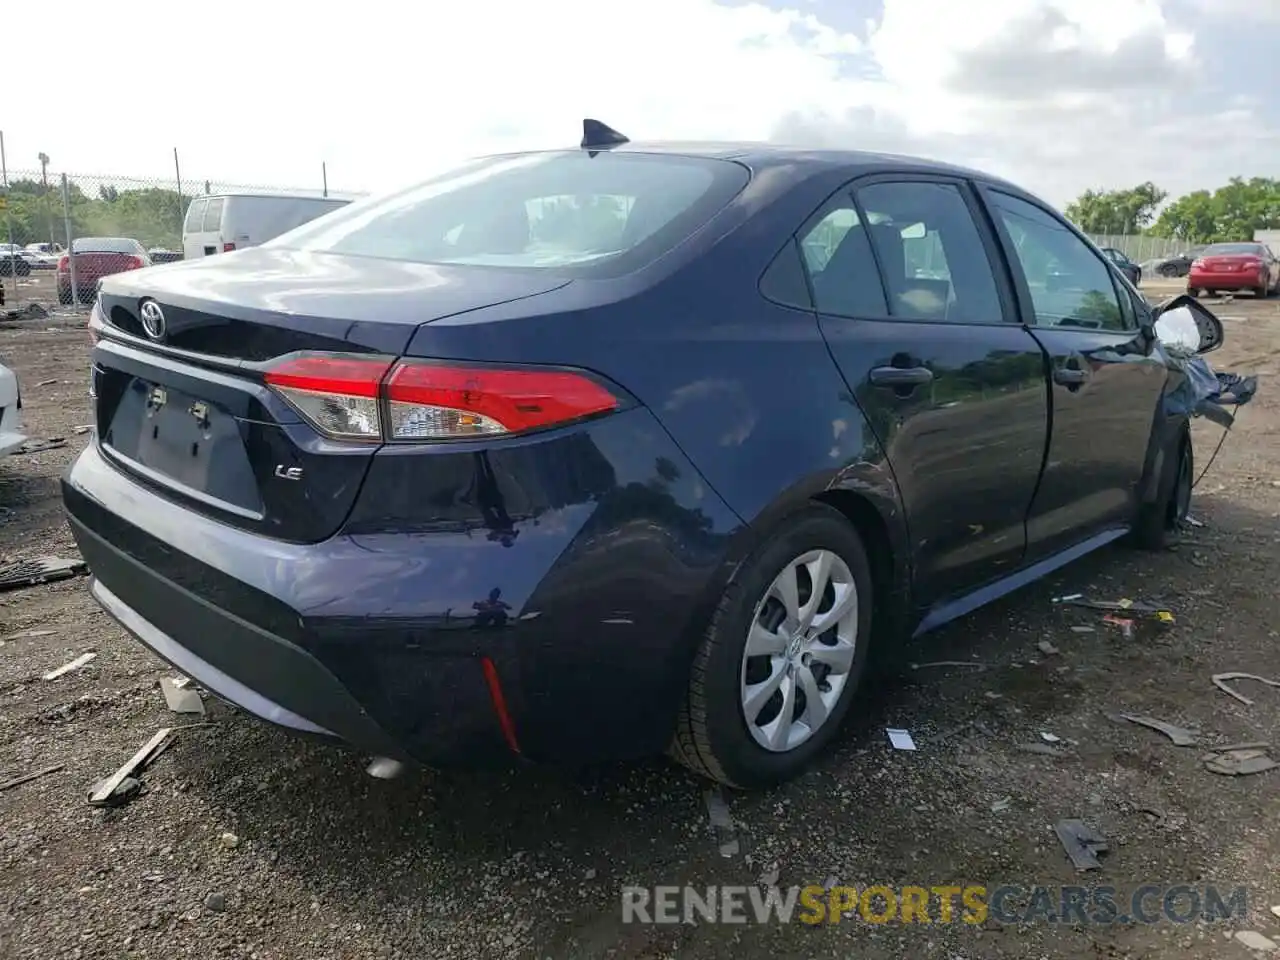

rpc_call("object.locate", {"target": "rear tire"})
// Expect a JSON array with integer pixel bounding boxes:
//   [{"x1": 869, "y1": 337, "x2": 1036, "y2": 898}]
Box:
[
  {"x1": 57, "y1": 288, "x2": 72, "y2": 305},
  {"x1": 1133, "y1": 430, "x2": 1192, "y2": 551},
  {"x1": 1160, "y1": 264, "x2": 1179, "y2": 278},
  {"x1": 669, "y1": 503, "x2": 873, "y2": 788}
]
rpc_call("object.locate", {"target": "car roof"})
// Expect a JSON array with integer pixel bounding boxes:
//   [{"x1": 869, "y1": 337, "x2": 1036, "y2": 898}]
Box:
[
  {"x1": 195, "y1": 191, "x2": 360, "y2": 202},
  {"x1": 484, "y1": 141, "x2": 1027, "y2": 192}
]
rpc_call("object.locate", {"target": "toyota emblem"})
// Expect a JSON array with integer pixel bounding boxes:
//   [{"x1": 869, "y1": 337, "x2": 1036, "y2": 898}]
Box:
[{"x1": 139, "y1": 300, "x2": 166, "y2": 340}]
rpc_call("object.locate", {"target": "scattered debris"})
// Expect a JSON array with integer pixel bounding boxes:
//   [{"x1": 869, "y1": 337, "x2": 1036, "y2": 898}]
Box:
[
  {"x1": 1234, "y1": 931, "x2": 1277, "y2": 952},
  {"x1": 1040, "y1": 732, "x2": 1062, "y2": 744},
  {"x1": 758, "y1": 863, "x2": 780, "y2": 886},
  {"x1": 990, "y1": 797, "x2": 1011, "y2": 813},
  {"x1": 0, "y1": 556, "x2": 88, "y2": 593},
  {"x1": 204, "y1": 892, "x2": 227, "y2": 913},
  {"x1": 36, "y1": 378, "x2": 57, "y2": 387},
  {"x1": 1202, "y1": 744, "x2": 1277, "y2": 777},
  {"x1": 1270, "y1": 905, "x2": 1280, "y2": 921},
  {"x1": 1102, "y1": 614, "x2": 1135, "y2": 640},
  {"x1": 366, "y1": 757, "x2": 404, "y2": 779},
  {"x1": 910, "y1": 660, "x2": 986, "y2": 671},
  {"x1": 88, "y1": 776, "x2": 142, "y2": 806},
  {"x1": 1070, "y1": 626, "x2": 1096, "y2": 634},
  {"x1": 886, "y1": 728, "x2": 917, "y2": 751},
  {"x1": 88, "y1": 728, "x2": 173, "y2": 808},
  {"x1": 1114, "y1": 713, "x2": 1199, "y2": 747},
  {"x1": 218, "y1": 832, "x2": 240, "y2": 850},
  {"x1": 0, "y1": 303, "x2": 48, "y2": 322},
  {"x1": 1, "y1": 628, "x2": 56, "y2": 642},
  {"x1": 159, "y1": 677, "x2": 204, "y2": 715},
  {"x1": 983, "y1": 691, "x2": 1003, "y2": 700},
  {"x1": 73, "y1": 425, "x2": 92, "y2": 435},
  {"x1": 704, "y1": 787, "x2": 739, "y2": 858},
  {"x1": 1037, "y1": 640, "x2": 1059, "y2": 656},
  {"x1": 1184, "y1": 514, "x2": 1206, "y2": 528},
  {"x1": 1053, "y1": 594, "x2": 1175, "y2": 625},
  {"x1": 13, "y1": 437, "x2": 67, "y2": 455},
  {"x1": 170, "y1": 676, "x2": 192, "y2": 690},
  {"x1": 1054, "y1": 819, "x2": 1109, "y2": 871},
  {"x1": 1211, "y1": 672, "x2": 1280, "y2": 706},
  {"x1": 0, "y1": 763, "x2": 65, "y2": 792},
  {"x1": 42, "y1": 652, "x2": 96, "y2": 681}
]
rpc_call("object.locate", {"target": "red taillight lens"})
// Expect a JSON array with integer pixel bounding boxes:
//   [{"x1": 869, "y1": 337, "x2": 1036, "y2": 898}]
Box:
[
  {"x1": 263, "y1": 354, "x2": 621, "y2": 443},
  {"x1": 384, "y1": 363, "x2": 620, "y2": 440},
  {"x1": 57, "y1": 255, "x2": 69, "y2": 273},
  {"x1": 223, "y1": 242, "x2": 236, "y2": 253},
  {"x1": 126, "y1": 255, "x2": 145, "y2": 270}
]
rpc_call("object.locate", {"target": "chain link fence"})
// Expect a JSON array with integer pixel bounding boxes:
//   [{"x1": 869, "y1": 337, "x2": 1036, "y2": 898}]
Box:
[
  {"x1": 2, "y1": 161, "x2": 364, "y2": 311},
  {"x1": 1085, "y1": 233, "x2": 1205, "y2": 269}
]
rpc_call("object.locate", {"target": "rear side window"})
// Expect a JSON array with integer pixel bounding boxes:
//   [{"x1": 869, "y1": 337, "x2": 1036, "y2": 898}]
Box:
[
  {"x1": 202, "y1": 198, "x2": 225, "y2": 233},
  {"x1": 856, "y1": 181, "x2": 1004, "y2": 324},
  {"x1": 270, "y1": 152, "x2": 749, "y2": 277},
  {"x1": 184, "y1": 199, "x2": 206, "y2": 233},
  {"x1": 798, "y1": 202, "x2": 888, "y2": 317}
]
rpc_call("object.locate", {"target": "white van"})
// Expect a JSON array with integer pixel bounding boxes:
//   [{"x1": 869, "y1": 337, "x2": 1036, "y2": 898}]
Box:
[{"x1": 182, "y1": 192, "x2": 352, "y2": 260}]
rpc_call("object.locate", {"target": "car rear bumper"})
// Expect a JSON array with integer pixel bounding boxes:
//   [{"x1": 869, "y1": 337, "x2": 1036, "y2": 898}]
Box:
[
  {"x1": 1189, "y1": 271, "x2": 1267, "y2": 290},
  {"x1": 62, "y1": 410, "x2": 742, "y2": 766}
]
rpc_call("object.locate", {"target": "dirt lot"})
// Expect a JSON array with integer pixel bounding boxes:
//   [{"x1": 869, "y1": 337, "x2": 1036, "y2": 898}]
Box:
[{"x1": 2, "y1": 277, "x2": 1279, "y2": 959}]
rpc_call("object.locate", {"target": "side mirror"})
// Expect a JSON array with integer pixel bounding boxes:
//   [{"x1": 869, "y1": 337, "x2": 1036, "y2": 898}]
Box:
[{"x1": 1152, "y1": 294, "x2": 1224, "y2": 355}]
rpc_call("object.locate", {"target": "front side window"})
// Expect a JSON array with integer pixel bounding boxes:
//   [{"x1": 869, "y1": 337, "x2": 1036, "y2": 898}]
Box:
[
  {"x1": 990, "y1": 192, "x2": 1128, "y2": 332},
  {"x1": 271, "y1": 152, "x2": 749, "y2": 277}
]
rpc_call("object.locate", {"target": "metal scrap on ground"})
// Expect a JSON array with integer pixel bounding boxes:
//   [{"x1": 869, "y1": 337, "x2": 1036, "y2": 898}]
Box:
[
  {"x1": 88, "y1": 728, "x2": 173, "y2": 808},
  {"x1": 704, "y1": 787, "x2": 740, "y2": 858},
  {"x1": 1202, "y1": 743, "x2": 1277, "y2": 777},
  {"x1": 1054, "y1": 819, "x2": 1109, "y2": 871},
  {"x1": 13, "y1": 438, "x2": 67, "y2": 455},
  {"x1": 0, "y1": 764, "x2": 65, "y2": 792},
  {"x1": 42, "y1": 652, "x2": 96, "y2": 681},
  {"x1": 0, "y1": 556, "x2": 88, "y2": 593},
  {"x1": 1113, "y1": 713, "x2": 1200, "y2": 747},
  {"x1": 159, "y1": 677, "x2": 204, "y2": 716},
  {"x1": 1211, "y1": 672, "x2": 1280, "y2": 706}
]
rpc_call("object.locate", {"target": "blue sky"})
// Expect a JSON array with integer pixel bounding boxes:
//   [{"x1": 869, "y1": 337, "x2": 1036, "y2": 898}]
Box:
[{"x1": 3, "y1": 0, "x2": 1277, "y2": 208}]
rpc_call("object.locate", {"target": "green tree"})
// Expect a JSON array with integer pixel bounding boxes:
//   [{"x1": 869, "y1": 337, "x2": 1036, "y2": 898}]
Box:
[
  {"x1": 1149, "y1": 177, "x2": 1280, "y2": 244},
  {"x1": 1064, "y1": 182, "x2": 1167, "y2": 234}
]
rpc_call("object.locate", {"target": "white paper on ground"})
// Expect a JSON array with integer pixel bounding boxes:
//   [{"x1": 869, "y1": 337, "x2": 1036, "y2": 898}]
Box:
[{"x1": 886, "y1": 728, "x2": 917, "y2": 751}]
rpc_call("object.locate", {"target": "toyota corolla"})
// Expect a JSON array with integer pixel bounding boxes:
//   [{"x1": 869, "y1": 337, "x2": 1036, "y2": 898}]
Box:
[{"x1": 63, "y1": 121, "x2": 1222, "y2": 788}]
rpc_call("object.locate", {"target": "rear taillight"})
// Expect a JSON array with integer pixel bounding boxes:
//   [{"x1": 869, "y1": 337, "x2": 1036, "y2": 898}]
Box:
[
  {"x1": 263, "y1": 354, "x2": 622, "y2": 443},
  {"x1": 223, "y1": 242, "x2": 236, "y2": 253},
  {"x1": 57, "y1": 255, "x2": 69, "y2": 273},
  {"x1": 126, "y1": 255, "x2": 145, "y2": 270}
]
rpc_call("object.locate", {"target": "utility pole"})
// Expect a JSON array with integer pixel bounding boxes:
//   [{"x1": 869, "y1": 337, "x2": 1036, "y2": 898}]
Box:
[{"x1": 38, "y1": 152, "x2": 55, "y2": 251}]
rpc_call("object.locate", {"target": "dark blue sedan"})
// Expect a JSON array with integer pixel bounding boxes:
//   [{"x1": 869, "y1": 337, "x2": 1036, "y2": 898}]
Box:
[{"x1": 63, "y1": 121, "x2": 1218, "y2": 788}]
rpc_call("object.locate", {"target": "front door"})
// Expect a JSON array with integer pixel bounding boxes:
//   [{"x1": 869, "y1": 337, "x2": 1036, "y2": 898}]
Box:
[
  {"x1": 979, "y1": 188, "x2": 1167, "y2": 561},
  {"x1": 801, "y1": 176, "x2": 1050, "y2": 606}
]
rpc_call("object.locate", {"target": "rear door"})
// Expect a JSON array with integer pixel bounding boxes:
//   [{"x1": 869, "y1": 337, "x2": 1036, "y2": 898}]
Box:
[
  {"x1": 182, "y1": 198, "x2": 207, "y2": 259},
  {"x1": 202, "y1": 197, "x2": 227, "y2": 255},
  {"x1": 806, "y1": 176, "x2": 1050, "y2": 605},
  {"x1": 979, "y1": 188, "x2": 1166, "y2": 560}
]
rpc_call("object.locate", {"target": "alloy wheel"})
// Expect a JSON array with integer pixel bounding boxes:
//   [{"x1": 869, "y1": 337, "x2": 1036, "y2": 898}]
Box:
[{"x1": 739, "y1": 549, "x2": 858, "y2": 753}]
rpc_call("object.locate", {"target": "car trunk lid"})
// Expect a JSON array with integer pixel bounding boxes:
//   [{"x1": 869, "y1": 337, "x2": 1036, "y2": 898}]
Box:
[{"x1": 91, "y1": 248, "x2": 570, "y2": 543}]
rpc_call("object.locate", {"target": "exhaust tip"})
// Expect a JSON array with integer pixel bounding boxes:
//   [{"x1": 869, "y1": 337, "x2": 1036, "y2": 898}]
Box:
[{"x1": 366, "y1": 756, "x2": 405, "y2": 780}]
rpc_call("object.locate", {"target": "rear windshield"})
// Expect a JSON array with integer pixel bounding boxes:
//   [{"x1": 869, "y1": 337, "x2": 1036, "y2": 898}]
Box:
[
  {"x1": 72, "y1": 237, "x2": 141, "y2": 254},
  {"x1": 269, "y1": 151, "x2": 749, "y2": 276},
  {"x1": 1202, "y1": 243, "x2": 1265, "y2": 256}
]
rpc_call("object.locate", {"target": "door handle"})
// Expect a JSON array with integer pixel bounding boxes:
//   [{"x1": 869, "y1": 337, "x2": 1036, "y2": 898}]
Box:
[
  {"x1": 869, "y1": 365, "x2": 934, "y2": 387},
  {"x1": 1053, "y1": 367, "x2": 1088, "y2": 386}
]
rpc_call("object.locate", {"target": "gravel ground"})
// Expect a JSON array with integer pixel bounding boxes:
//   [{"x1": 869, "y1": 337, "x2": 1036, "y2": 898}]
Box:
[{"x1": 2, "y1": 278, "x2": 1280, "y2": 959}]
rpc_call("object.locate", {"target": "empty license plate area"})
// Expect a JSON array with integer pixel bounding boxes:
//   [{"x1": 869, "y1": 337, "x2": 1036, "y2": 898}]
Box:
[{"x1": 103, "y1": 377, "x2": 265, "y2": 516}]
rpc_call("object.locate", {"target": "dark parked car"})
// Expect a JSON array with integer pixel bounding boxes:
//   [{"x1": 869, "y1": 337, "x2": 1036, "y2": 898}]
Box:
[
  {"x1": 1151, "y1": 252, "x2": 1194, "y2": 278},
  {"x1": 63, "y1": 122, "x2": 1222, "y2": 788},
  {"x1": 1100, "y1": 247, "x2": 1141, "y2": 286}
]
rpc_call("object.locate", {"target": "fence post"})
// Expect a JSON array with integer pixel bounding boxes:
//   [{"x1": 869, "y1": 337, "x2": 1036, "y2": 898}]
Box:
[
  {"x1": 61, "y1": 173, "x2": 79, "y2": 307},
  {"x1": 173, "y1": 147, "x2": 183, "y2": 243},
  {"x1": 0, "y1": 130, "x2": 15, "y2": 306}
]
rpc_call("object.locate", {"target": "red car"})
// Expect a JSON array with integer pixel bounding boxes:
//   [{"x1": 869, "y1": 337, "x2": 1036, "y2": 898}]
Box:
[
  {"x1": 1188, "y1": 242, "x2": 1280, "y2": 299},
  {"x1": 57, "y1": 237, "x2": 152, "y2": 305}
]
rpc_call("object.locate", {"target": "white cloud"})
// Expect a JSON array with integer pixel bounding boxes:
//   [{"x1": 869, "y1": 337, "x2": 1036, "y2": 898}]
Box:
[{"x1": 0, "y1": 0, "x2": 1274, "y2": 209}]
